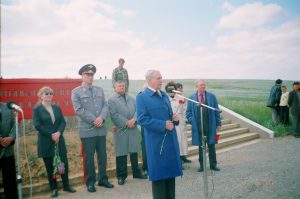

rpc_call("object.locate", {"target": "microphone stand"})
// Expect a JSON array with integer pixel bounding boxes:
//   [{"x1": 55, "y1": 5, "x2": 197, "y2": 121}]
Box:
[
  {"x1": 173, "y1": 91, "x2": 221, "y2": 199},
  {"x1": 14, "y1": 111, "x2": 23, "y2": 199}
]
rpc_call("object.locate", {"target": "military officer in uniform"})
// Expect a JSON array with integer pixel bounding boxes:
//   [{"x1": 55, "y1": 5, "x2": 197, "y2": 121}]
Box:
[
  {"x1": 112, "y1": 58, "x2": 129, "y2": 92},
  {"x1": 71, "y1": 64, "x2": 114, "y2": 193},
  {"x1": 108, "y1": 81, "x2": 147, "y2": 186}
]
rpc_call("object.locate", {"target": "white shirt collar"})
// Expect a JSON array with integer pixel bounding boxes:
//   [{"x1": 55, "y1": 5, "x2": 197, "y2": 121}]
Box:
[{"x1": 147, "y1": 86, "x2": 156, "y2": 92}]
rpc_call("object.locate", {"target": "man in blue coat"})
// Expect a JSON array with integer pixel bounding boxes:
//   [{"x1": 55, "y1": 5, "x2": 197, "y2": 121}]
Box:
[
  {"x1": 136, "y1": 70, "x2": 182, "y2": 199},
  {"x1": 186, "y1": 80, "x2": 221, "y2": 172}
]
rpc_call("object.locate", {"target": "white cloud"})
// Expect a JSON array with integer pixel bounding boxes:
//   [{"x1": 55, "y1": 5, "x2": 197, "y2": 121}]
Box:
[
  {"x1": 218, "y1": 2, "x2": 282, "y2": 29},
  {"x1": 1, "y1": 0, "x2": 142, "y2": 78},
  {"x1": 122, "y1": 9, "x2": 136, "y2": 17},
  {"x1": 1, "y1": 1, "x2": 300, "y2": 80},
  {"x1": 222, "y1": 1, "x2": 234, "y2": 12},
  {"x1": 97, "y1": 1, "x2": 118, "y2": 15}
]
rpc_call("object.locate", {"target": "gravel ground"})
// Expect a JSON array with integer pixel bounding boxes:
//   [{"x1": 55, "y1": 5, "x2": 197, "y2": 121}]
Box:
[{"x1": 31, "y1": 136, "x2": 300, "y2": 199}]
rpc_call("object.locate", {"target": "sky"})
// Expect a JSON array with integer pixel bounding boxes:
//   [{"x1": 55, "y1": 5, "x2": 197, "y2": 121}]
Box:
[{"x1": 1, "y1": 0, "x2": 300, "y2": 80}]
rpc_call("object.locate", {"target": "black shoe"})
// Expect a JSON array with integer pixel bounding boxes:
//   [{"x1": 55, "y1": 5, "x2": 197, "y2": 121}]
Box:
[
  {"x1": 133, "y1": 173, "x2": 148, "y2": 179},
  {"x1": 63, "y1": 186, "x2": 76, "y2": 193},
  {"x1": 98, "y1": 181, "x2": 114, "y2": 188},
  {"x1": 118, "y1": 178, "x2": 125, "y2": 185},
  {"x1": 143, "y1": 170, "x2": 148, "y2": 176},
  {"x1": 197, "y1": 167, "x2": 203, "y2": 172},
  {"x1": 51, "y1": 190, "x2": 58, "y2": 198},
  {"x1": 87, "y1": 185, "x2": 96, "y2": 192},
  {"x1": 210, "y1": 166, "x2": 220, "y2": 171},
  {"x1": 294, "y1": 134, "x2": 300, "y2": 138},
  {"x1": 182, "y1": 156, "x2": 192, "y2": 163}
]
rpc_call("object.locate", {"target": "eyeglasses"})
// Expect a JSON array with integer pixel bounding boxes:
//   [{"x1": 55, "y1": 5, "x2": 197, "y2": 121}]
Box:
[{"x1": 45, "y1": 92, "x2": 53, "y2": 96}]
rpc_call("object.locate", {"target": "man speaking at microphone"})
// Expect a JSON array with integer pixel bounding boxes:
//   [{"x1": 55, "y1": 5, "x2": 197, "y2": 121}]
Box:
[
  {"x1": 136, "y1": 70, "x2": 182, "y2": 199},
  {"x1": 0, "y1": 102, "x2": 18, "y2": 199}
]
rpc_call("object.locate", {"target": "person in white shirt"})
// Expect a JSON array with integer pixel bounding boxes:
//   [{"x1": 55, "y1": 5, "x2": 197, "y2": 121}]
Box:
[
  {"x1": 165, "y1": 82, "x2": 192, "y2": 166},
  {"x1": 279, "y1": 85, "x2": 289, "y2": 125}
]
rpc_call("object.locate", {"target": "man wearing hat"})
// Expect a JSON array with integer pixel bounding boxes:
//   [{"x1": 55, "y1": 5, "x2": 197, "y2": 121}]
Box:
[
  {"x1": 112, "y1": 58, "x2": 129, "y2": 92},
  {"x1": 267, "y1": 79, "x2": 283, "y2": 124},
  {"x1": 71, "y1": 64, "x2": 114, "y2": 193}
]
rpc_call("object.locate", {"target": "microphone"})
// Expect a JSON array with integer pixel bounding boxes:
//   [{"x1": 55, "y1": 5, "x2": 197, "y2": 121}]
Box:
[
  {"x1": 172, "y1": 90, "x2": 182, "y2": 94},
  {"x1": 7, "y1": 101, "x2": 23, "y2": 112}
]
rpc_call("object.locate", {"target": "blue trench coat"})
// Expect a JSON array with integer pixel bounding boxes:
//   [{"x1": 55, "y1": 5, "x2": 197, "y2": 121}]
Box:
[
  {"x1": 136, "y1": 88, "x2": 183, "y2": 181},
  {"x1": 186, "y1": 91, "x2": 221, "y2": 145}
]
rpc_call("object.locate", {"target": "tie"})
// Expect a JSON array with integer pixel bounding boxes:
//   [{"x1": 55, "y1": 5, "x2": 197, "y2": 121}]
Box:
[{"x1": 200, "y1": 93, "x2": 204, "y2": 103}]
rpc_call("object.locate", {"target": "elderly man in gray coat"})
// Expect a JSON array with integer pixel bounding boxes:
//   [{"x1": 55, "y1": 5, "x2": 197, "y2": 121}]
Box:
[{"x1": 108, "y1": 81, "x2": 147, "y2": 186}]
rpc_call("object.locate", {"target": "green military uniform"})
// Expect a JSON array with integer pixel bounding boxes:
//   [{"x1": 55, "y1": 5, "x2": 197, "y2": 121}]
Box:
[{"x1": 112, "y1": 67, "x2": 129, "y2": 92}]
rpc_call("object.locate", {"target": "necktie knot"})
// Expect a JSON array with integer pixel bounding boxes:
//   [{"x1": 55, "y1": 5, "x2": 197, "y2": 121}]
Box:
[{"x1": 199, "y1": 93, "x2": 205, "y2": 103}]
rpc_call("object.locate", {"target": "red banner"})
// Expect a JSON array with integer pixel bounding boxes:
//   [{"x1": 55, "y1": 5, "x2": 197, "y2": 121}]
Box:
[{"x1": 0, "y1": 78, "x2": 81, "y2": 119}]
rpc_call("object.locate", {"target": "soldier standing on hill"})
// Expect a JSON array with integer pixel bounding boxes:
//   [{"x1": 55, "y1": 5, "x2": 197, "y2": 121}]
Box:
[
  {"x1": 71, "y1": 64, "x2": 114, "y2": 193},
  {"x1": 112, "y1": 58, "x2": 129, "y2": 92}
]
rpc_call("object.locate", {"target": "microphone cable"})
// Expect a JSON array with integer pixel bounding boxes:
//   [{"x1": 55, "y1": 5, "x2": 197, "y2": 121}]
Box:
[
  {"x1": 208, "y1": 169, "x2": 215, "y2": 199},
  {"x1": 20, "y1": 111, "x2": 33, "y2": 199}
]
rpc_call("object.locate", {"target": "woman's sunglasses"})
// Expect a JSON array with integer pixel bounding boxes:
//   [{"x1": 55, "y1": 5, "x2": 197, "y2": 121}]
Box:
[{"x1": 45, "y1": 92, "x2": 53, "y2": 96}]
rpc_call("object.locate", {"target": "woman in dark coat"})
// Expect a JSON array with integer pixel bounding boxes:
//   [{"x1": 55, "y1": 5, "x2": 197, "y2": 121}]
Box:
[{"x1": 33, "y1": 86, "x2": 76, "y2": 198}]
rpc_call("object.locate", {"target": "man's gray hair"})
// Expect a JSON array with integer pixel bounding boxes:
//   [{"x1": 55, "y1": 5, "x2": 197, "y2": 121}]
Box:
[
  {"x1": 195, "y1": 79, "x2": 206, "y2": 85},
  {"x1": 114, "y1": 81, "x2": 126, "y2": 88},
  {"x1": 145, "y1": 70, "x2": 160, "y2": 81}
]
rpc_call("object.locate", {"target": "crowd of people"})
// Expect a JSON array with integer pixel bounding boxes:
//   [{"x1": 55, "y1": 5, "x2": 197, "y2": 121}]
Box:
[
  {"x1": 1, "y1": 59, "x2": 299, "y2": 199},
  {"x1": 267, "y1": 79, "x2": 300, "y2": 138}
]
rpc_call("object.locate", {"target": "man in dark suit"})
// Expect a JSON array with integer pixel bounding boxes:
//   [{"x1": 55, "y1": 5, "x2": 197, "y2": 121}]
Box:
[
  {"x1": 288, "y1": 81, "x2": 300, "y2": 138},
  {"x1": 186, "y1": 80, "x2": 222, "y2": 172},
  {"x1": 136, "y1": 70, "x2": 182, "y2": 199},
  {"x1": 0, "y1": 102, "x2": 18, "y2": 199}
]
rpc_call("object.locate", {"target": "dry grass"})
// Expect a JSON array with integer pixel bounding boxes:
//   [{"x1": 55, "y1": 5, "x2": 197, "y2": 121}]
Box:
[{"x1": 19, "y1": 130, "x2": 116, "y2": 185}]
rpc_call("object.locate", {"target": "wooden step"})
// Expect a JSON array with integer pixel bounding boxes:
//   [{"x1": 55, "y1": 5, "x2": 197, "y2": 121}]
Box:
[
  {"x1": 219, "y1": 123, "x2": 239, "y2": 131},
  {"x1": 187, "y1": 132, "x2": 260, "y2": 156},
  {"x1": 187, "y1": 125, "x2": 246, "y2": 140},
  {"x1": 216, "y1": 132, "x2": 260, "y2": 150},
  {"x1": 186, "y1": 119, "x2": 231, "y2": 131},
  {"x1": 219, "y1": 127, "x2": 248, "y2": 139},
  {"x1": 221, "y1": 119, "x2": 231, "y2": 125}
]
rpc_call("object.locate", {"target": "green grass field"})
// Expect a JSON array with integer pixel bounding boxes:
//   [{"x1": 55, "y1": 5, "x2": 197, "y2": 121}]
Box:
[{"x1": 94, "y1": 79, "x2": 295, "y2": 137}]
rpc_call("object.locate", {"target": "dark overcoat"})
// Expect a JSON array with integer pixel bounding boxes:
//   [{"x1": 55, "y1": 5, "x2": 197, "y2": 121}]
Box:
[
  {"x1": 186, "y1": 91, "x2": 221, "y2": 145},
  {"x1": 0, "y1": 102, "x2": 16, "y2": 157},
  {"x1": 32, "y1": 103, "x2": 67, "y2": 158}
]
